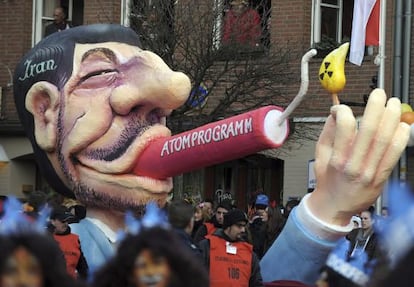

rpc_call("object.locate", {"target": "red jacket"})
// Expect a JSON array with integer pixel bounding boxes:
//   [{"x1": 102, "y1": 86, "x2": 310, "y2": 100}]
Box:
[
  {"x1": 53, "y1": 233, "x2": 81, "y2": 278},
  {"x1": 205, "y1": 222, "x2": 217, "y2": 236},
  {"x1": 222, "y1": 8, "x2": 261, "y2": 46},
  {"x1": 207, "y1": 234, "x2": 252, "y2": 287}
]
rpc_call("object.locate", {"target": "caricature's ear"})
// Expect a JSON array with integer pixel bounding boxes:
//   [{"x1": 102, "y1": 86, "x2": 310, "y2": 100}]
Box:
[{"x1": 25, "y1": 81, "x2": 60, "y2": 152}]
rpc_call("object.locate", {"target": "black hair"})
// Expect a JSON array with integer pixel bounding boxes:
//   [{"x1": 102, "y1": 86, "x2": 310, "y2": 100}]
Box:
[
  {"x1": 168, "y1": 199, "x2": 195, "y2": 229},
  {"x1": 368, "y1": 246, "x2": 412, "y2": 287},
  {"x1": 0, "y1": 233, "x2": 85, "y2": 287},
  {"x1": 13, "y1": 24, "x2": 142, "y2": 198},
  {"x1": 92, "y1": 227, "x2": 209, "y2": 287},
  {"x1": 216, "y1": 200, "x2": 232, "y2": 211},
  {"x1": 255, "y1": 203, "x2": 267, "y2": 210},
  {"x1": 284, "y1": 198, "x2": 300, "y2": 218},
  {"x1": 203, "y1": 198, "x2": 214, "y2": 205},
  {"x1": 367, "y1": 206, "x2": 376, "y2": 215}
]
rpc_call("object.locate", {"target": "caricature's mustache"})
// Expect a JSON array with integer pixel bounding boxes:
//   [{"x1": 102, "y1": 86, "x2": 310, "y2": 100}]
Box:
[
  {"x1": 79, "y1": 106, "x2": 166, "y2": 162},
  {"x1": 83, "y1": 119, "x2": 150, "y2": 161}
]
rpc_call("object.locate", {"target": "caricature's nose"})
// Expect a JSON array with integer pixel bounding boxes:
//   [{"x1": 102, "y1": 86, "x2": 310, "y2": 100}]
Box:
[{"x1": 110, "y1": 50, "x2": 191, "y2": 115}]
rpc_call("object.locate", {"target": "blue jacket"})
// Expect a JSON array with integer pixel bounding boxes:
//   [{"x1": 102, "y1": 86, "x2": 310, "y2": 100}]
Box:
[
  {"x1": 70, "y1": 219, "x2": 115, "y2": 277},
  {"x1": 260, "y1": 207, "x2": 338, "y2": 285}
]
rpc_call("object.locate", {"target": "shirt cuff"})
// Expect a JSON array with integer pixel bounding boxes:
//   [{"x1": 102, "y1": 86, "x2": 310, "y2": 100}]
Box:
[{"x1": 296, "y1": 193, "x2": 354, "y2": 242}]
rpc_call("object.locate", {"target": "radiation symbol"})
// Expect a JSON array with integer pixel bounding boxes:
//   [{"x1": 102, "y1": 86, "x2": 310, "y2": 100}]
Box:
[{"x1": 319, "y1": 62, "x2": 333, "y2": 81}]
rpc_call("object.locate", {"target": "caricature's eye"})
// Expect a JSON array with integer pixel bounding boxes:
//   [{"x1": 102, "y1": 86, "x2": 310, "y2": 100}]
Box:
[
  {"x1": 80, "y1": 69, "x2": 117, "y2": 82},
  {"x1": 77, "y1": 69, "x2": 118, "y2": 88}
]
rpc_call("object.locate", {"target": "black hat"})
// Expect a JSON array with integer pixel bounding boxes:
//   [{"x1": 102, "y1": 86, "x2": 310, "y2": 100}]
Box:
[
  {"x1": 50, "y1": 207, "x2": 75, "y2": 222},
  {"x1": 223, "y1": 209, "x2": 248, "y2": 229},
  {"x1": 217, "y1": 200, "x2": 232, "y2": 211}
]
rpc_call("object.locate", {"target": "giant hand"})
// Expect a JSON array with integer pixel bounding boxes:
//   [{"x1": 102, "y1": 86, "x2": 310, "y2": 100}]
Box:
[
  {"x1": 259, "y1": 90, "x2": 407, "y2": 284},
  {"x1": 307, "y1": 89, "x2": 410, "y2": 226}
]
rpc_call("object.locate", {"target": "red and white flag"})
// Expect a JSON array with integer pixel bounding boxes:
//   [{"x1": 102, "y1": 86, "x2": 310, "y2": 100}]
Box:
[{"x1": 350, "y1": 0, "x2": 380, "y2": 66}]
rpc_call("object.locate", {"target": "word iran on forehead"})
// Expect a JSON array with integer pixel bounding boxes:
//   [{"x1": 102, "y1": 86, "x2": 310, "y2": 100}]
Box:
[
  {"x1": 18, "y1": 59, "x2": 57, "y2": 81},
  {"x1": 160, "y1": 117, "x2": 253, "y2": 157}
]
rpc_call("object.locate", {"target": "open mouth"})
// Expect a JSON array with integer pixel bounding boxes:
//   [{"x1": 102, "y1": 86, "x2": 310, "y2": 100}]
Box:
[{"x1": 139, "y1": 275, "x2": 164, "y2": 286}]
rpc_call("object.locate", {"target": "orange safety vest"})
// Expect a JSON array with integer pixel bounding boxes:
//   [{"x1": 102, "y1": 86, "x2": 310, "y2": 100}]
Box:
[
  {"x1": 207, "y1": 234, "x2": 252, "y2": 287},
  {"x1": 53, "y1": 233, "x2": 81, "y2": 278},
  {"x1": 205, "y1": 222, "x2": 217, "y2": 236}
]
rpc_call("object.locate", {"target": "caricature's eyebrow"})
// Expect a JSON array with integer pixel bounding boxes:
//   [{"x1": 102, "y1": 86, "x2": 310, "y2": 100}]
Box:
[{"x1": 81, "y1": 47, "x2": 117, "y2": 64}]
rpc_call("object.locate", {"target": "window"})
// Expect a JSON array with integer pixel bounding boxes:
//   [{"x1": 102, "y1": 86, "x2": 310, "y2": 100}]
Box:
[
  {"x1": 250, "y1": 0, "x2": 271, "y2": 48},
  {"x1": 33, "y1": 0, "x2": 84, "y2": 45},
  {"x1": 218, "y1": 0, "x2": 271, "y2": 51},
  {"x1": 312, "y1": 0, "x2": 353, "y2": 47}
]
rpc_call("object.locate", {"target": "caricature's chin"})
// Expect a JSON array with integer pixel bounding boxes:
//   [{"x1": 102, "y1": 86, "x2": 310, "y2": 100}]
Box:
[{"x1": 73, "y1": 164, "x2": 172, "y2": 210}]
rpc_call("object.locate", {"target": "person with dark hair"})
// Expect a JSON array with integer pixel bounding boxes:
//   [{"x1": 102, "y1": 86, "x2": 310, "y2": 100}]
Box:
[
  {"x1": 22, "y1": 190, "x2": 48, "y2": 220},
  {"x1": 315, "y1": 238, "x2": 375, "y2": 287},
  {"x1": 0, "y1": 197, "x2": 86, "y2": 287},
  {"x1": 13, "y1": 23, "x2": 191, "y2": 273},
  {"x1": 249, "y1": 194, "x2": 269, "y2": 258},
  {"x1": 201, "y1": 199, "x2": 214, "y2": 219},
  {"x1": 49, "y1": 206, "x2": 89, "y2": 280},
  {"x1": 346, "y1": 208, "x2": 380, "y2": 261},
  {"x1": 69, "y1": 205, "x2": 87, "y2": 223},
  {"x1": 45, "y1": 7, "x2": 71, "y2": 37},
  {"x1": 283, "y1": 198, "x2": 300, "y2": 219},
  {"x1": 261, "y1": 205, "x2": 286, "y2": 257},
  {"x1": 362, "y1": 182, "x2": 414, "y2": 287},
  {"x1": 192, "y1": 203, "x2": 210, "y2": 239},
  {"x1": 193, "y1": 200, "x2": 232, "y2": 243},
  {"x1": 92, "y1": 227, "x2": 209, "y2": 287},
  {"x1": 222, "y1": 0, "x2": 261, "y2": 47},
  {"x1": 0, "y1": 233, "x2": 86, "y2": 287},
  {"x1": 367, "y1": 205, "x2": 375, "y2": 214},
  {"x1": 199, "y1": 209, "x2": 263, "y2": 286},
  {"x1": 167, "y1": 199, "x2": 202, "y2": 257},
  {"x1": 62, "y1": 199, "x2": 87, "y2": 223},
  {"x1": 368, "y1": 248, "x2": 413, "y2": 287},
  {"x1": 380, "y1": 206, "x2": 388, "y2": 217}
]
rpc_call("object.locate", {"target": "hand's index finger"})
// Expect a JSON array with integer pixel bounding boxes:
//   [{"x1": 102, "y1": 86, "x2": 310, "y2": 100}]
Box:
[{"x1": 330, "y1": 104, "x2": 356, "y2": 170}]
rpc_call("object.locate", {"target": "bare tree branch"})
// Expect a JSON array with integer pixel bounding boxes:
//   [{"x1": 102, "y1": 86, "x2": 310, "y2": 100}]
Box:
[{"x1": 128, "y1": 0, "x2": 320, "y2": 155}]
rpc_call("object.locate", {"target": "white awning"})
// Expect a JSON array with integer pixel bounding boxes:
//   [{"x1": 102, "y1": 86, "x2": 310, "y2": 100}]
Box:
[{"x1": 0, "y1": 144, "x2": 9, "y2": 162}]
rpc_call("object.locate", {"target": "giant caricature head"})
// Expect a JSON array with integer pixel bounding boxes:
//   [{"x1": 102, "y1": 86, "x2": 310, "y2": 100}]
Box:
[{"x1": 13, "y1": 24, "x2": 191, "y2": 211}]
